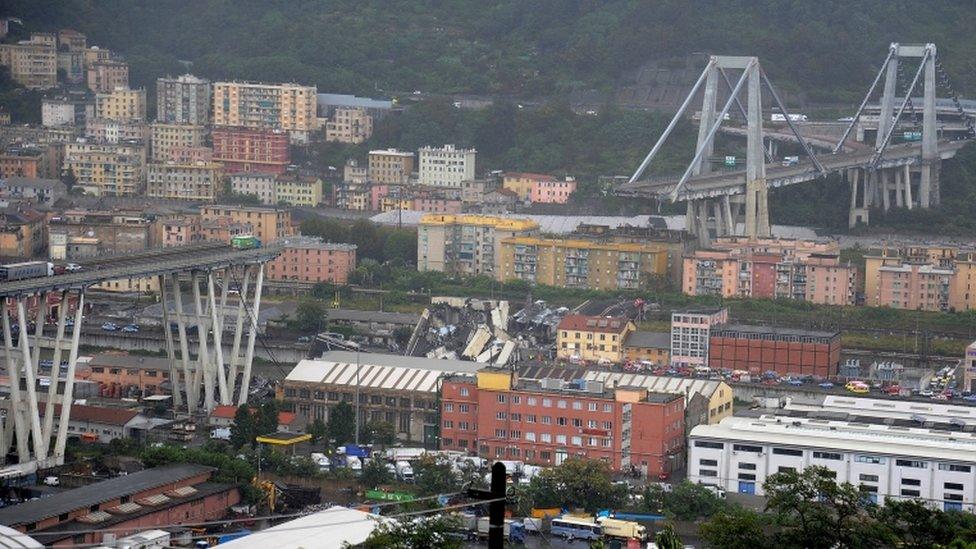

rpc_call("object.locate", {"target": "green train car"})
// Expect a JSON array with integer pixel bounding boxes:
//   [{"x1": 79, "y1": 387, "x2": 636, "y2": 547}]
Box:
[{"x1": 231, "y1": 235, "x2": 262, "y2": 249}]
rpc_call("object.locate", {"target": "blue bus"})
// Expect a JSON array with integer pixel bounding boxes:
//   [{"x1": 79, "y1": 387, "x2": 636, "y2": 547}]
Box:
[{"x1": 551, "y1": 517, "x2": 603, "y2": 541}]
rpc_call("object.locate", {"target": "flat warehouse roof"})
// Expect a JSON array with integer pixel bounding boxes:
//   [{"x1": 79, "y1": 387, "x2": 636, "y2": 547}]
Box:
[
  {"x1": 712, "y1": 323, "x2": 839, "y2": 339},
  {"x1": 285, "y1": 352, "x2": 483, "y2": 393},
  {"x1": 690, "y1": 415, "x2": 976, "y2": 463}
]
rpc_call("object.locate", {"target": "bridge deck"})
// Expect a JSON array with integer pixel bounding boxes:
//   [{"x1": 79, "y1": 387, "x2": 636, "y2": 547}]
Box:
[
  {"x1": 618, "y1": 140, "x2": 968, "y2": 201},
  {"x1": 0, "y1": 243, "x2": 282, "y2": 297}
]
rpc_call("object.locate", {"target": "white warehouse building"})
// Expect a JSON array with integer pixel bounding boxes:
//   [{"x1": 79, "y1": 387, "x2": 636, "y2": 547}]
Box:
[{"x1": 689, "y1": 414, "x2": 976, "y2": 512}]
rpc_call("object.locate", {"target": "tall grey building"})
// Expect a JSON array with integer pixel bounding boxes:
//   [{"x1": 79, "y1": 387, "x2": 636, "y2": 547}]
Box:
[{"x1": 156, "y1": 74, "x2": 211, "y2": 125}]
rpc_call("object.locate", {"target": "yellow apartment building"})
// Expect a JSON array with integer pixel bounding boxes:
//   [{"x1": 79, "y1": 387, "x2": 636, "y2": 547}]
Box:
[
  {"x1": 275, "y1": 174, "x2": 323, "y2": 207},
  {"x1": 368, "y1": 149, "x2": 414, "y2": 185},
  {"x1": 146, "y1": 162, "x2": 222, "y2": 201},
  {"x1": 62, "y1": 141, "x2": 146, "y2": 196},
  {"x1": 95, "y1": 87, "x2": 147, "y2": 122},
  {"x1": 212, "y1": 81, "x2": 318, "y2": 143},
  {"x1": 556, "y1": 314, "x2": 636, "y2": 363},
  {"x1": 149, "y1": 123, "x2": 207, "y2": 161},
  {"x1": 417, "y1": 214, "x2": 538, "y2": 276}
]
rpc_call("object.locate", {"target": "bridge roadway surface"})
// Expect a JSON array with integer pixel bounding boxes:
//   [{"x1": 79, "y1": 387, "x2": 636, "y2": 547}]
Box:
[
  {"x1": 617, "y1": 139, "x2": 969, "y2": 201},
  {"x1": 0, "y1": 242, "x2": 282, "y2": 297}
]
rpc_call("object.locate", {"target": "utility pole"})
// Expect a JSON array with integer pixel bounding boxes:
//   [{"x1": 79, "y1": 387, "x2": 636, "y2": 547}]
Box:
[
  {"x1": 467, "y1": 462, "x2": 507, "y2": 549},
  {"x1": 354, "y1": 345, "x2": 361, "y2": 445}
]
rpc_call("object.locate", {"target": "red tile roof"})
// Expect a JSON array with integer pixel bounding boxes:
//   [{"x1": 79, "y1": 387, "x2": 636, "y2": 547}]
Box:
[
  {"x1": 557, "y1": 314, "x2": 632, "y2": 334},
  {"x1": 64, "y1": 404, "x2": 140, "y2": 426},
  {"x1": 504, "y1": 172, "x2": 557, "y2": 181},
  {"x1": 211, "y1": 405, "x2": 298, "y2": 426}
]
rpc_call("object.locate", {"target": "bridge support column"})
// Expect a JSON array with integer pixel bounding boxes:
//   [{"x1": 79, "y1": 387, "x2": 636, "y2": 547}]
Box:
[
  {"x1": 53, "y1": 290, "x2": 86, "y2": 461},
  {"x1": 848, "y1": 169, "x2": 869, "y2": 228},
  {"x1": 171, "y1": 275, "x2": 197, "y2": 413},
  {"x1": 922, "y1": 43, "x2": 939, "y2": 207},
  {"x1": 881, "y1": 170, "x2": 891, "y2": 212},
  {"x1": 894, "y1": 168, "x2": 904, "y2": 208},
  {"x1": 238, "y1": 263, "x2": 265, "y2": 406},
  {"x1": 191, "y1": 272, "x2": 215, "y2": 413},
  {"x1": 158, "y1": 274, "x2": 183, "y2": 408},
  {"x1": 2, "y1": 299, "x2": 30, "y2": 462},
  {"x1": 904, "y1": 164, "x2": 913, "y2": 209},
  {"x1": 227, "y1": 266, "x2": 251, "y2": 399}
]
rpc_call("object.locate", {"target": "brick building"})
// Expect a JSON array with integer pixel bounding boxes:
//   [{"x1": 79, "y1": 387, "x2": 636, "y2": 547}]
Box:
[
  {"x1": 440, "y1": 369, "x2": 685, "y2": 476},
  {"x1": 708, "y1": 324, "x2": 842, "y2": 378},
  {"x1": 212, "y1": 126, "x2": 289, "y2": 175}
]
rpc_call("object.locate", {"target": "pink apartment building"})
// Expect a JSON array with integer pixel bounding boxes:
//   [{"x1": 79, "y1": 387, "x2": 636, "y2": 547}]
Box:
[
  {"x1": 529, "y1": 177, "x2": 577, "y2": 204},
  {"x1": 267, "y1": 236, "x2": 357, "y2": 284}
]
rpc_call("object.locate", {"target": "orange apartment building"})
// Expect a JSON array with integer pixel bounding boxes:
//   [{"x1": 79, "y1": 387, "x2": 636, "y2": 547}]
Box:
[
  {"x1": 556, "y1": 314, "x2": 636, "y2": 363},
  {"x1": 266, "y1": 236, "x2": 357, "y2": 284},
  {"x1": 865, "y1": 247, "x2": 976, "y2": 312},
  {"x1": 683, "y1": 236, "x2": 856, "y2": 305},
  {"x1": 0, "y1": 149, "x2": 41, "y2": 178},
  {"x1": 199, "y1": 205, "x2": 292, "y2": 244},
  {"x1": 441, "y1": 368, "x2": 686, "y2": 476}
]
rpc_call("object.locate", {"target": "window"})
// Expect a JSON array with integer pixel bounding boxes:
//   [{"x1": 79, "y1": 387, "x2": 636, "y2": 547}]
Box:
[
  {"x1": 494, "y1": 429, "x2": 507, "y2": 438},
  {"x1": 543, "y1": 398, "x2": 552, "y2": 408},
  {"x1": 541, "y1": 433, "x2": 552, "y2": 443},
  {"x1": 945, "y1": 493, "x2": 964, "y2": 501},
  {"x1": 572, "y1": 418, "x2": 582, "y2": 427},
  {"x1": 557, "y1": 417, "x2": 567, "y2": 426},
  {"x1": 699, "y1": 469, "x2": 718, "y2": 477},
  {"x1": 496, "y1": 412, "x2": 507, "y2": 420},
  {"x1": 738, "y1": 473, "x2": 756, "y2": 481},
  {"x1": 572, "y1": 401, "x2": 582, "y2": 410},
  {"x1": 526, "y1": 432, "x2": 536, "y2": 442},
  {"x1": 738, "y1": 462, "x2": 757, "y2": 470},
  {"x1": 527, "y1": 397, "x2": 537, "y2": 406},
  {"x1": 557, "y1": 400, "x2": 567, "y2": 409},
  {"x1": 511, "y1": 413, "x2": 521, "y2": 421},
  {"x1": 526, "y1": 415, "x2": 536, "y2": 423},
  {"x1": 778, "y1": 466, "x2": 796, "y2": 473},
  {"x1": 901, "y1": 478, "x2": 921, "y2": 486},
  {"x1": 511, "y1": 430, "x2": 521, "y2": 440},
  {"x1": 901, "y1": 489, "x2": 921, "y2": 497},
  {"x1": 896, "y1": 459, "x2": 927, "y2": 469},
  {"x1": 813, "y1": 451, "x2": 842, "y2": 461},
  {"x1": 696, "y1": 440, "x2": 724, "y2": 449},
  {"x1": 497, "y1": 394, "x2": 506, "y2": 403},
  {"x1": 512, "y1": 396, "x2": 521, "y2": 405},
  {"x1": 856, "y1": 455, "x2": 885, "y2": 464},
  {"x1": 443, "y1": 420, "x2": 453, "y2": 429},
  {"x1": 588, "y1": 420, "x2": 597, "y2": 429},
  {"x1": 602, "y1": 421, "x2": 612, "y2": 430},
  {"x1": 444, "y1": 403, "x2": 454, "y2": 412},
  {"x1": 859, "y1": 474, "x2": 879, "y2": 482},
  {"x1": 700, "y1": 459, "x2": 718, "y2": 467},
  {"x1": 939, "y1": 463, "x2": 972, "y2": 473},
  {"x1": 542, "y1": 416, "x2": 552, "y2": 425},
  {"x1": 603, "y1": 404, "x2": 612, "y2": 412},
  {"x1": 944, "y1": 482, "x2": 964, "y2": 491},
  {"x1": 459, "y1": 404, "x2": 469, "y2": 413},
  {"x1": 773, "y1": 447, "x2": 803, "y2": 457},
  {"x1": 588, "y1": 402, "x2": 598, "y2": 412},
  {"x1": 733, "y1": 444, "x2": 762, "y2": 453},
  {"x1": 556, "y1": 434, "x2": 567, "y2": 444},
  {"x1": 459, "y1": 387, "x2": 469, "y2": 397},
  {"x1": 571, "y1": 436, "x2": 583, "y2": 446}
]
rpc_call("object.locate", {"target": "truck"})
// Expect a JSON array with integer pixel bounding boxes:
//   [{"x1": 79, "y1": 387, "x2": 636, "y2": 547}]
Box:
[
  {"x1": 771, "y1": 113, "x2": 808, "y2": 122},
  {"x1": 0, "y1": 261, "x2": 54, "y2": 282},
  {"x1": 310, "y1": 452, "x2": 331, "y2": 472},
  {"x1": 231, "y1": 234, "x2": 261, "y2": 250},
  {"x1": 395, "y1": 460, "x2": 414, "y2": 482},
  {"x1": 476, "y1": 517, "x2": 525, "y2": 543},
  {"x1": 596, "y1": 517, "x2": 648, "y2": 541}
]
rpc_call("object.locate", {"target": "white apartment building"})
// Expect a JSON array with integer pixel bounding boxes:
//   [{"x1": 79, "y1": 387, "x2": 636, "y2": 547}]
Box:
[
  {"x1": 418, "y1": 144, "x2": 476, "y2": 188},
  {"x1": 670, "y1": 308, "x2": 728, "y2": 368},
  {"x1": 229, "y1": 173, "x2": 276, "y2": 205},
  {"x1": 689, "y1": 414, "x2": 976, "y2": 512}
]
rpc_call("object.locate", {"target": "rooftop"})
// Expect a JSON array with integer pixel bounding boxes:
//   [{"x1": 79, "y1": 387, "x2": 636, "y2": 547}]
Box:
[
  {"x1": 557, "y1": 314, "x2": 632, "y2": 334},
  {"x1": 712, "y1": 323, "x2": 839, "y2": 339},
  {"x1": 623, "y1": 331, "x2": 671, "y2": 350},
  {"x1": 278, "y1": 236, "x2": 357, "y2": 252},
  {"x1": 504, "y1": 172, "x2": 557, "y2": 181},
  {"x1": 218, "y1": 505, "x2": 385, "y2": 549},
  {"x1": 690, "y1": 415, "x2": 976, "y2": 464},
  {"x1": 0, "y1": 464, "x2": 213, "y2": 527},
  {"x1": 419, "y1": 213, "x2": 538, "y2": 232},
  {"x1": 317, "y1": 93, "x2": 393, "y2": 111},
  {"x1": 284, "y1": 351, "x2": 482, "y2": 393},
  {"x1": 583, "y1": 371, "x2": 729, "y2": 400},
  {"x1": 502, "y1": 235, "x2": 668, "y2": 253},
  {"x1": 326, "y1": 309, "x2": 419, "y2": 325}
]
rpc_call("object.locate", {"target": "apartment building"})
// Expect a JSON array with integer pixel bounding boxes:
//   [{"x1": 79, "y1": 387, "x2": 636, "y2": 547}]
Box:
[
  {"x1": 964, "y1": 341, "x2": 976, "y2": 394},
  {"x1": 266, "y1": 236, "x2": 356, "y2": 283},
  {"x1": 50, "y1": 210, "x2": 155, "y2": 253},
  {"x1": 325, "y1": 107, "x2": 372, "y2": 144},
  {"x1": 84, "y1": 118, "x2": 149, "y2": 144},
  {"x1": 95, "y1": 87, "x2": 147, "y2": 122},
  {"x1": 441, "y1": 369, "x2": 685, "y2": 475},
  {"x1": 84, "y1": 46, "x2": 112, "y2": 66},
  {"x1": 41, "y1": 96, "x2": 94, "y2": 127},
  {"x1": 556, "y1": 314, "x2": 636, "y2": 363},
  {"x1": 709, "y1": 324, "x2": 842, "y2": 378},
  {"x1": 368, "y1": 149, "x2": 414, "y2": 185},
  {"x1": 149, "y1": 123, "x2": 206, "y2": 162},
  {"x1": 683, "y1": 236, "x2": 856, "y2": 306},
  {"x1": 0, "y1": 33, "x2": 57, "y2": 89},
  {"x1": 229, "y1": 173, "x2": 276, "y2": 205},
  {"x1": 417, "y1": 214, "x2": 539, "y2": 276},
  {"x1": 864, "y1": 247, "x2": 976, "y2": 312},
  {"x1": 62, "y1": 141, "x2": 146, "y2": 196},
  {"x1": 622, "y1": 331, "x2": 671, "y2": 365},
  {"x1": 689, "y1": 414, "x2": 976, "y2": 510},
  {"x1": 146, "y1": 161, "x2": 222, "y2": 201},
  {"x1": 501, "y1": 172, "x2": 577, "y2": 204},
  {"x1": 670, "y1": 307, "x2": 728, "y2": 368},
  {"x1": 275, "y1": 173, "x2": 323, "y2": 207},
  {"x1": 0, "y1": 208, "x2": 45, "y2": 258},
  {"x1": 199, "y1": 205, "x2": 292, "y2": 243},
  {"x1": 211, "y1": 126, "x2": 289, "y2": 175},
  {"x1": 156, "y1": 74, "x2": 211, "y2": 125},
  {"x1": 499, "y1": 236, "x2": 669, "y2": 290},
  {"x1": 418, "y1": 144, "x2": 476, "y2": 188},
  {"x1": 281, "y1": 352, "x2": 480, "y2": 442},
  {"x1": 333, "y1": 180, "x2": 371, "y2": 211},
  {"x1": 0, "y1": 148, "x2": 42, "y2": 178},
  {"x1": 343, "y1": 158, "x2": 369, "y2": 184},
  {"x1": 56, "y1": 29, "x2": 86, "y2": 84},
  {"x1": 212, "y1": 81, "x2": 317, "y2": 143},
  {"x1": 86, "y1": 60, "x2": 129, "y2": 94},
  {"x1": 169, "y1": 146, "x2": 213, "y2": 164}
]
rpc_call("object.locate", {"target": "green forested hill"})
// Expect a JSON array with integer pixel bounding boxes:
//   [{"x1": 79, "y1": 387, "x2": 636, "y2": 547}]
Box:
[{"x1": 5, "y1": 1, "x2": 975, "y2": 102}]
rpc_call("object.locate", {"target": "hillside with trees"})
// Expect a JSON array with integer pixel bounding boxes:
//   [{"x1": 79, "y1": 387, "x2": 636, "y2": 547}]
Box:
[{"x1": 5, "y1": 1, "x2": 975, "y2": 102}]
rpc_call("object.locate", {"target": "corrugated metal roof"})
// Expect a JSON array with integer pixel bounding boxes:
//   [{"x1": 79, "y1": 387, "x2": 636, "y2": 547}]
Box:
[
  {"x1": 285, "y1": 352, "x2": 482, "y2": 393},
  {"x1": 583, "y1": 371, "x2": 726, "y2": 399}
]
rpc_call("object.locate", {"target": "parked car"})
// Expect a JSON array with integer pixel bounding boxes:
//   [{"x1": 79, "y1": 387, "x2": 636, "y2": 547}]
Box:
[
  {"x1": 101, "y1": 322, "x2": 118, "y2": 331},
  {"x1": 65, "y1": 263, "x2": 82, "y2": 272},
  {"x1": 818, "y1": 382, "x2": 835, "y2": 389},
  {"x1": 297, "y1": 336, "x2": 311, "y2": 343},
  {"x1": 121, "y1": 324, "x2": 139, "y2": 333}
]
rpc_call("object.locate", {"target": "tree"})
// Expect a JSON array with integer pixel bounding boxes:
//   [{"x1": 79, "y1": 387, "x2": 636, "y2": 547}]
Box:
[
  {"x1": 326, "y1": 401, "x2": 356, "y2": 445},
  {"x1": 295, "y1": 299, "x2": 329, "y2": 332},
  {"x1": 230, "y1": 404, "x2": 255, "y2": 449},
  {"x1": 308, "y1": 418, "x2": 327, "y2": 444},
  {"x1": 764, "y1": 466, "x2": 892, "y2": 549},
  {"x1": 654, "y1": 523, "x2": 683, "y2": 549},
  {"x1": 876, "y1": 499, "x2": 976, "y2": 549},
  {"x1": 362, "y1": 420, "x2": 395, "y2": 446},
  {"x1": 648, "y1": 481, "x2": 728, "y2": 520},
  {"x1": 360, "y1": 458, "x2": 394, "y2": 490},
  {"x1": 61, "y1": 166, "x2": 77, "y2": 191},
  {"x1": 255, "y1": 400, "x2": 279, "y2": 436},
  {"x1": 523, "y1": 458, "x2": 626, "y2": 513},
  {"x1": 699, "y1": 506, "x2": 771, "y2": 549},
  {"x1": 381, "y1": 230, "x2": 417, "y2": 265},
  {"x1": 412, "y1": 455, "x2": 461, "y2": 496},
  {"x1": 350, "y1": 516, "x2": 460, "y2": 548}
]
